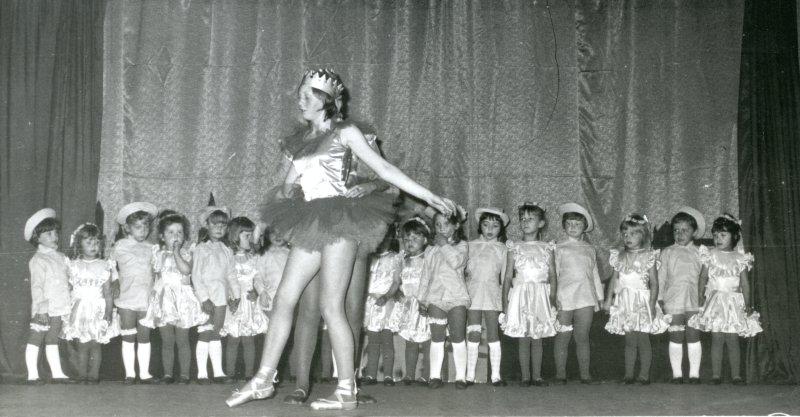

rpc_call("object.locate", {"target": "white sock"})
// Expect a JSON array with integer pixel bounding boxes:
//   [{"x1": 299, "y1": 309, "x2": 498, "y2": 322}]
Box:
[
  {"x1": 137, "y1": 343, "x2": 152, "y2": 379},
  {"x1": 209, "y1": 340, "x2": 226, "y2": 377},
  {"x1": 25, "y1": 344, "x2": 40, "y2": 380},
  {"x1": 687, "y1": 342, "x2": 702, "y2": 378},
  {"x1": 429, "y1": 341, "x2": 444, "y2": 380},
  {"x1": 466, "y1": 341, "x2": 480, "y2": 382},
  {"x1": 45, "y1": 344, "x2": 68, "y2": 379},
  {"x1": 489, "y1": 341, "x2": 502, "y2": 382},
  {"x1": 122, "y1": 341, "x2": 136, "y2": 378},
  {"x1": 195, "y1": 341, "x2": 209, "y2": 379},
  {"x1": 452, "y1": 341, "x2": 467, "y2": 382},
  {"x1": 669, "y1": 342, "x2": 684, "y2": 378}
]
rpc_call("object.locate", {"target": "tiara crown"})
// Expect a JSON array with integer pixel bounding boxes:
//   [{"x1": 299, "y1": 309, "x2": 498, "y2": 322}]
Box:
[{"x1": 304, "y1": 68, "x2": 344, "y2": 98}]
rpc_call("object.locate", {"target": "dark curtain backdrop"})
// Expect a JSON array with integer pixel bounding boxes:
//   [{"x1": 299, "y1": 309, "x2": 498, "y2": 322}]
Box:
[
  {"x1": 0, "y1": 1, "x2": 104, "y2": 376},
  {"x1": 738, "y1": 0, "x2": 800, "y2": 384}
]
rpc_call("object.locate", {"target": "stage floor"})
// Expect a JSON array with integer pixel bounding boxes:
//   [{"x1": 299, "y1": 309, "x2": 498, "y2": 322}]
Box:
[{"x1": 1, "y1": 380, "x2": 798, "y2": 416}]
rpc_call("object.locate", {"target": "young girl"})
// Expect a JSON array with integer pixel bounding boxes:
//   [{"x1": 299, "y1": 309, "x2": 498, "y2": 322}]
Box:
[
  {"x1": 253, "y1": 226, "x2": 289, "y2": 316},
  {"x1": 688, "y1": 214, "x2": 761, "y2": 384},
  {"x1": 24, "y1": 208, "x2": 72, "y2": 383},
  {"x1": 361, "y1": 225, "x2": 403, "y2": 385},
  {"x1": 192, "y1": 206, "x2": 240, "y2": 383},
  {"x1": 390, "y1": 217, "x2": 432, "y2": 385},
  {"x1": 418, "y1": 208, "x2": 470, "y2": 389},
  {"x1": 658, "y1": 207, "x2": 706, "y2": 383},
  {"x1": 62, "y1": 223, "x2": 119, "y2": 383},
  {"x1": 139, "y1": 213, "x2": 207, "y2": 384},
  {"x1": 466, "y1": 207, "x2": 509, "y2": 386},
  {"x1": 501, "y1": 202, "x2": 557, "y2": 386},
  {"x1": 603, "y1": 214, "x2": 669, "y2": 384},
  {"x1": 110, "y1": 202, "x2": 158, "y2": 383},
  {"x1": 221, "y1": 217, "x2": 269, "y2": 381},
  {"x1": 553, "y1": 202, "x2": 604, "y2": 384}
]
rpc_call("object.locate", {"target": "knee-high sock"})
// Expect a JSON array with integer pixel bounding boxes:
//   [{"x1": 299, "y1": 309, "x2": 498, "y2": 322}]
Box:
[
  {"x1": 669, "y1": 342, "x2": 684, "y2": 378},
  {"x1": 137, "y1": 343, "x2": 153, "y2": 379},
  {"x1": 489, "y1": 341, "x2": 502, "y2": 382},
  {"x1": 45, "y1": 344, "x2": 68, "y2": 378},
  {"x1": 195, "y1": 341, "x2": 209, "y2": 379},
  {"x1": 466, "y1": 341, "x2": 479, "y2": 382},
  {"x1": 687, "y1": 342, "x2": 702, "y2": 378},
  {"x1": 209, "y1": 340, "x2": 226, "y2": 377},
  {"x1": 452, "y1": 341, "x2": 467, "y2": 382},
  {"x1": 122, "y1": 341, "x2": 136, "y2": 378},
  {"x1": 429, "y1": 341, "x2": 444, "y2": 380},
  {"x1": 25, "y1": 344, "x2": 40, "y2": 380}
]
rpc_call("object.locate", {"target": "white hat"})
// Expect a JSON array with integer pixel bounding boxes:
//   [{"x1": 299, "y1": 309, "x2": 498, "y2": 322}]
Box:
[
  {"x1": 474, "y1": 207, "x2": 510, "y2": 227},
  {"x1": 115, "y1": 202, "x2": 157, "y2": 225},
  {"x1": 558, "y1": 202, "x2": 594, "y2": 233},
  {"x1": 200, "y1": 206, "x2": 231, "y2": 225},
  {"x1": 676, "y1": 206, "x2": 706, "y2": 239},
  {"x1": 24, "y1": 208, "x2": 57, "y2": 241}
]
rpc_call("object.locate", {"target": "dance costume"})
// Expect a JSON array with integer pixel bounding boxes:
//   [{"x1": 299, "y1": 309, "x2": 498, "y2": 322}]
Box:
[
  {"x1": 221, "y1": 252, "x2": 269, "y2": 337},
  {"x1": 659, "y1": 244, "x2": 704, "y2": 316},
  {"x1": 253, "y1": 246, "x2": 289, "y2": 312},
  {"x1": 605, "y1": 249, "x2": 670, "y2": 334},
  {"x1": 63, "y1": 258, "x2": 120, "y2": 343},
  {"x1": 465, "y1": 240, "x2": 506, "y2": 312},
  {"x1": 363, "y1": 251, "x2": 403, "y2": 332},
  {"x1": 419, "y1": 242, "x2": 470, "y2": 312},
  {"x1": 554, "y1": 240, "x2": 604, "y2": 313},
  {"x1": 389, "y1": 252, "x2": 431, "y2": 342},
  {"x1": 109, "y1": 237, "x2": 154, "y2": 312},
  {"x1": 140, "y1": 246, "x2": 207, "y2": 329},
  {"x1": 501, "y1": 241, "x2": 558, "y2": 339}
]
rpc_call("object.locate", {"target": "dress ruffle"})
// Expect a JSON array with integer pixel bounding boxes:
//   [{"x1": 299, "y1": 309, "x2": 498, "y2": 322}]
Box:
[
  {"x1": 500, "y1": 282, "x2": 557, "y2": 339},
  {"x1": 139, "y1": 283, "x2": 208, "y2": 329},
  {"x1": 363, "y1": 295, "x2": 396, "y2": 332},
  {"x1": 62, "y1": 297, "x2": 119, "y2": 344},
  {"x1": 389, "y1": 296, "x2": 431, "y2": 343},
  {"x1": 605, "y1": 288, "x2": 671, "y2": 335},
  {"x1": 221, "y1": 298, "x2": 269, "y2": 337},
  {"x1": 261, "y1": 191, "x2": 396, "y2": 256},
  {"x1": 687, "y1": 291, "x2": 762, "y2": 337}
]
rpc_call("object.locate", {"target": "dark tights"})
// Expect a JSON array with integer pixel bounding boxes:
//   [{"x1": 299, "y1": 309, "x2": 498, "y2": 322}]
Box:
[
  {"x1": 518, "y1": 337, "x2": 544, "y2": 381},
  {"x1": 226, "y1": 336, "x2": 256, "y2": 377},
  {"x1": 711, "y1": 332, "x2": 741, "y2": 379},
  {"x1": 159, "y1": 325, "x2": 191, "y2": 378},
  {"x1": 554, "y1": 307, "x2": 594, "y2": 380},
  {"x1": 403, "y1": 340, "x2": 430, "y2": 380},
  {"x1": 364, "y1": 330, "x2": 395, "y2": 379},
  {"x1": 623, "y1": 331, "x2": 652, "y2": 380},
  {"x1": 76, "y1": 341, "x2": 102, "y2": 379}
]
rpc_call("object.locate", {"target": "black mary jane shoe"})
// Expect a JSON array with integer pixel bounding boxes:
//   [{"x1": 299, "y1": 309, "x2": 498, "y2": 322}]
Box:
[
  {"x1": 383, "y1": 377, "x2": 396, "y2": 386},
  {"x1": 177, "y1": 376, "x2": 191, "y2": 385},
  {"x1": 688, "y1": 377, "x2": 702, "y2": 385},
  {"x1": 402, "y1": 378, "x2": 415, "y2": 386},
  {"x1": 622, "y1": 377, "x2": 635, "y2": 385},
  {"x1": 637, "y1": 378, "x2": 650, "y2": 386},
  {"x1": 670, "y1": 377, "x2": 684, "y2": 384},
  {"x1": 532, "y1": 379, "x2": 549, "y2": 387},
  {"x1": 283, "y1": 388, "x2": 309, "y2": 405},
  {"x1": 491, "y1": 379, "x2": 507, "y2": 387},
  {"x1": 428, "y1": 378, "x2": 443, "y2": 389},
  {"x1": 212, "y1": 376, "x2": 230, "y2": 384},
  {"x1": 519, "y1": 379, "x2": 532, "y2": 387},
  {"x1": 710, "y1": 378, "x2": 722, "y2": 385},
  {"x1": 138, "y1": 377, "x2": 157, "y2": 385},
  {"x1": 360, "y1": 376, "x2": 378, "y2": 386},
  {"x1": 123, "y1": 377, "x2": 136, "y2": 385},
  {"x1": 732, "y1": 378, "x2": 746, "y2": 386},
  {"x1": 454, "y1": 380, "x2": 468, "y2": 390},
  {"x1": 51, "y1": 377, "x2": 78, "y2": 384},
  {"x1": 160, "y1": 375, "x2": 175, "y2": 385},
  {"x1": 580, "y1": 378, "x2": 600, "y2": 385},
  {"x1": 25, "y1": 379, "x2": 45, "y2": 386},
  {"x1": 195, "y1": 377, "x2": 211, "y2": 385}
]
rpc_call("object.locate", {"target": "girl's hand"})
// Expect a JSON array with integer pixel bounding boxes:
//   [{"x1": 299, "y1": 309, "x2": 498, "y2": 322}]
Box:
[
  {"x1": 375, "y1": 295, "x2": 388, "y2": 307},
  {"x1": 201, "y1": 300, "x2": 214, "y2": 315},
  {"x1": 111, "y1": 280, "x2": 120, "y2": 299},
  {"x1": 34, "y1": 313, "x2": 49, "y2": 326},
  {"x1": 259, "y1": 295, "x2": 272, "y2": 311},
  {"x1": 104, "y1": 310, "x2": 113, "y2": 324},
  {"x1": 418, "y1": 304, "x2": 428, "y2": 316},
  {"x1": 549, "y1": 294, "x2": 558, "y2": 309},
  {"x1": 171, "y1": 239, "x2": 183, "y2": 252},
  {"x1": 602, "y1": 300, "x2": 611, "y2": 313},
  {"x1": 228, "y1": 298, "x2": 240, "y2": 314},
  {"x1": 427, "y1": 195, "x2": 457, "y2": 218},
  {"x1": 395, "y1": 289, "x2": 405, "y2": 300},
  {"x1": 246, "y1": 289, "x2": 258, "y2": 302},
  {"x1": 345, "y1": 183, "x2": 377, "y2": 198}
]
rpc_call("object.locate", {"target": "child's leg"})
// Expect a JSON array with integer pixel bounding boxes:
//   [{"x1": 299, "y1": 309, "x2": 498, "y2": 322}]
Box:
[
  {"x1": 160, "y1": 325, "x2": 175, "y2": 377},
  {"x1": 421, "y1": 340, "x2": 430, "y2": 380},
  {"x1": 554, "y1": 309, "x2": 575, "y2": 380},
  {"x1": 135, "y1": 312, "x2": 153, "y2": 380},
  {"x1": 364, "y1": 330, "x2": 381, "y2": 379},
  {"x1": 484, "y1": 310, "x2": 502, "y2": 383},
  {"x1": 725, "y1": 333, "x2": 741, "y2": 379},
  {"x1": 624, "y1": 333, "x2": 637, "y2": 379},
  {"x1": 26, "y1": 330, "x2": 46, "y2": 381},
  {"x1": 668, "y1": 314, "x2": 686, "y2": 379},
  {"x1": 175, "y1": 328, "x2": 191, "y2": 379},
  {"x1": 572, "y1": 306, "x2": 594, "y2": 380},
  {"x1": 242, "y1": 336, "x2": 256, "y2": 378},
  {"x1": 76, "y1": 341, "x2": 90, "y2": 379},
  {"x1": 465, "y1": 309, "x2": 482, "y2": 382},
  {"x1": 711, "y1": 332, "x2": 724, "y2": 379},
  {"x1": 636, "y1": 332, "x2": 652, "y2": 380},
  {"x1": 44, "y1": 317, "x2": 68, "y2": 379},
  {"x1": 427, "y1": 306, "x2": 448, "y2": 380},
  {"x1": 518, "y1": 338, "x2": 531, "y2": 382},
  {"x1": 88, "y1": 341, "x2": 102, "y2": 380},
  {"x1": 531, "y1": 338, "x2": 544, "y2": 381},
  {"x1": 404, "y1": 339, "x2": 419, "y2": 380},
  {"x1": 196, "y1": 325, "x2": 212, "y2": 379},
  {"x1": 448, "y1": 306, "x2": 468, "y2": 382},
  {"x1": 380, "y1": 330, "x2": 395, "y2": 380},
  {"x1": 208, "y1": 306, "x2": 227, "y2": 378},
  {"x1": 685, "y1": 314, "x2": 702, "y2": 379},
  {"x1": 225, "y1": 336, "x2": 240, "y2": 377},
  {"x1": 118, "y1": 308, "x2": 138, "y2": 379}
]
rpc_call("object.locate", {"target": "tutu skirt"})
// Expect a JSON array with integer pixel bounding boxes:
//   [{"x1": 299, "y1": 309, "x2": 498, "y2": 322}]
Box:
[
  {"x1": 605, "y1": 288, "x2": 671, "y2": 335},
  {"x1": 687, "y1": 291, "x2": 762, "y2": 337},
  {"x1": 139, "y1": 283, "x2": 208, "y2": 329},
  {"x1": 63, "y1": 294, "x2": 120, "y2": 344},
  {"x1": 363, "y1": 295, "x2": 396, "y2": 332},
  {"x1": 500, "y1": 281, "x2": 557, "y2": 339},
  {"x1": 389, "y1": 296, "x2": 431, "y2": 343},
  {"x1": 261, "y1": 192, "x2": 396, "y2": 256},
  {"x1": 221, "y1": 299, "x2": 269, "y2": 338}
]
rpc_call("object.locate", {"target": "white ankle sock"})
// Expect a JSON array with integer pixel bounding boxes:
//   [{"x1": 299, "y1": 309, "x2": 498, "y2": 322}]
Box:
[
  {"x1": 429, "y1": 342, "x2": 444, "y2": 380},
  {"x1": 452, "y1": 341, "x2": 467, "y2": 382},
  {"x1": 669, "y1": 342, "x2": 683, "y2": 378},
  {"x1": 687, "y1": 342, "x2": 702, "y2": 378},
  {"x1": 489, "y1": 341, "x2": 502, "y2": 382},
  {"x1": 122, "y1": 341, "x2": 136, "y2": 378},
  {"x1": 45, "y1": 344, "x2": 68, "y2": 379},
  {"x1": 137, "y1": 343, "x2": 152, "y2": 379},
  {"x1": 25, "y1": 344, "x2": 40, "y2": 380},
  {"x1": 196, "y1": 341, "x2": 209, "y2": 379},
  {"x1": 466, "y1": 341, "x2": 479, "y2": 381},
  {"x1": 209, "y1": 340, "x2": 226, "y2": 377}
]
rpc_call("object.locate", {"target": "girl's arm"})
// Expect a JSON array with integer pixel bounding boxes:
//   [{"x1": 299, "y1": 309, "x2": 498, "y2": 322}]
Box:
[
  {"x1": 380, "y1": 259, "x2": 403, "y2": 304},
  {"x1": 341, "y1": 125, "x2": 455, "y2": 215},
  {"x1": 603, "y1": 271, "x2": 618, "y2": 311},
  {"x1": 440, "y1": 241, "x2": 468, "y2": 271},
  {"x1": 698, "y1": 265, "x2": 709, "y2": 305},
  {"x1": 416, "y1": 249, "x2": 434, "y2": 307},
  {"x1": 501, "y1": 252, "x2": 514, "y2": 313},
  {"x1": 551, "y1": 247, "x2": 560, "y2": 310},
  {"x1": 740, "y1": 270, "x2": 751, "y2": 311},
  {"x1": 172, "y1": 246, "x2": 192, "y2": 275},
  {"x1": 102, "y1": 278, "x2": 113, "y2": 322},
  {"x1": 648, "y1": 265, "x2": 659, "y2": 315}
]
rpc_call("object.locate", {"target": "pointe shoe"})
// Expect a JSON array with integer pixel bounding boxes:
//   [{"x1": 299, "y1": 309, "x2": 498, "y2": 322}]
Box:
[
  {"x1": 309, "y1": 389, "x2": 358, "y2": 411},
  {"x1": 225, "y1": 372, "x2": 277, "y2": 408}
]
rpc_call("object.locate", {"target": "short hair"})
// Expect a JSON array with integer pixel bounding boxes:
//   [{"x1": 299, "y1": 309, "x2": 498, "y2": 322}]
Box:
[
  {"x1": 561, "y1": 212, "x2": 587, "y2": 231},
  {"x1": 434, "y1": 212, "x2": 465, "y2": 244},
  {"x1": 477, "y1": 212, "x2": 507, "y2": 243},
  {"x1": 29, "y1": 217, "x2": 60, "y2": 247},
  {"x1": 401, "y1": 217, "x2": 431, "y2": 241},
  {"x1": 227, "y1": 216, "x2": 255, "y2": 253},
  {"x1": 619, "y1": 213, "x2": 652, "y2": 248},
  {"x1": 671, "y1": 212, "x2": 698, "y2": 231},
  {"x1": 518, "y1": 203, "x2": 546, "y2": 221},
  {"x1": 198, "y1": 209, "x2": 230, "y2": 243},
  {"x1": 70, "y1": 224, "x2": 105, "y2": 259},
  {"x1": 157, "y1": 214, "x2": 191, "y2": 249},
  {"x1": 711, "y1": 215, "x2": 741, "y2": 248}
]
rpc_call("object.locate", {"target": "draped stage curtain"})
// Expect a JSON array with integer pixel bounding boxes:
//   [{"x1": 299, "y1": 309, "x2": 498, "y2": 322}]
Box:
[{"x1": 0, "y1": 1, "x2": 105, "y2": 375}]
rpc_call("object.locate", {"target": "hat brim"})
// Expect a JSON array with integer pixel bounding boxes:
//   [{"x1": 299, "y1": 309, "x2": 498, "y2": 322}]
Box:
[
  {"x1": 558, "y1": 203, "x2": 594, "y2": 233},
  {"x1": 115, "y1": 202, "x2": 158, "y2": 225},
  {"x1": 474, "y1": 208, "x2": 510, "y2": 227},
  {"x1": 676, "y1": 206, "x2": 706, "y2": 239},
  {"x1": 24, "y1": 208, "x2": 57, "y2": 241}
]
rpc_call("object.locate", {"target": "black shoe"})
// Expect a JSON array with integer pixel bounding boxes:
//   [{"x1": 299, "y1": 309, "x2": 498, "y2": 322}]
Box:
[
  {"x1": 123, "y1": 377, "x2": 136, "y2": 385},
  {"x1": 520, "y1": 379, "x2": 532, "y2": 387},
  {"x1": 138, "y1": 377, "x2": 157, "y2": 384},
  {"x1": 623, "y1": 377, "x2": 635, "y2": 385},
  {"x1": 710, "y1": 378, "x2": 722, "y2": 385},
  {"x1": 532, "y1": 379, "x2": 548, "y2": 387},
  {"x1": 51, "y1": 377, "x2": 77, "y2": 384},
  {"x1": 283, "y1": 388, "x2": 309, "y2": 405},
  {"x1": 637, "y1": 378, "x2": 650, "y2": 386},
  {"x1": 195, "y1": 377, "x2": 211, "y2": 385},
  {"x1": 402, "y1": 378, "x2": 415, "y2": 386},
  {"x1": 465, "y1": 380, "x2": 474, "y2": 387},
  {"x1": 360, "y1": 376, "x2": 378, "y2": 386},
  {"x1": 732, "y1": 378, "x2": 746, "y2": 386},
  {"x1": 357, "y1": 393, "x2": 378, "y2": 404},
  {"x1": 25, "y1": 379, "x2": 45, "y2": 386},
  {"x1": 455, "y1": 380, "x2": 468, "y2": 390},
  {"x1": 87, "y1": 378, "x2": 100, "y2": 385},
  {"x1": 670, "y1": 377, "x2": 684, "y2": 384},
  {"x1": 491, "y1": 379, "x2": 507, "y2": 387},
  {"x1": 160, "y1": 376, "x2": 175, "y2": 385},
  {"x1": 79, "y1": 377, "x2": 89, "y2": 385},
  {"x1": 555, "y1": 378, "x2": 568, "y2": 385},
  {"x1": 416, "y1": 378, "x2": 429, "y2": 387},
  {"x1": 688, "y1": 377, "x2": 702, "y2": 384},
  {"x1": 428, "y1": 378, "x2": 443, "y2": 389},
  {"x1": 212, "y1": 376, "x2": 229, "y2": 384},
  {"x1": 581, "y1": 378, "x2": 600, "y2": 385},
  {"x1": 383, "y1": 377, "x2": 395, "y2": 386},
  {"x1": 177, "y1": 376, "x2": 191, "y2": 385}
]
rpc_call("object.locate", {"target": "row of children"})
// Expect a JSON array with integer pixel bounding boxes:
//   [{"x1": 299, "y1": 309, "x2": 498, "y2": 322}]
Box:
[
  {"x1": 22, "y1": 202, "x2": 288, "y2": 384},
  {"x1": 358, "y1": 202, "x2": 762, "y2": 388}
]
